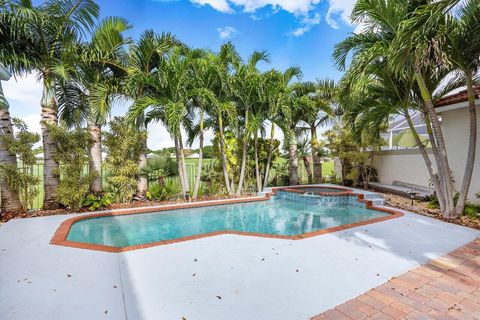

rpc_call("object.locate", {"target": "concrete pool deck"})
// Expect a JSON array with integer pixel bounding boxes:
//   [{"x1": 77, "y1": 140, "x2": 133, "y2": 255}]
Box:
[{"x1": 0, "y1": 190, "x2": 479, "y2": 320}]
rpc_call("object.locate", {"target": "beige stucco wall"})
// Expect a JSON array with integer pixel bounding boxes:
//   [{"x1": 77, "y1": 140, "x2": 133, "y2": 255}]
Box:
[
  {"x1": 372, "y1": 149, "x2": 435, "y2": 187},
  {"x1": 441, "y1": 106, "x2": 480, "y2": 204},
  {"x1": 370, "y1": 106, "x2": 480, "y2": 205}
]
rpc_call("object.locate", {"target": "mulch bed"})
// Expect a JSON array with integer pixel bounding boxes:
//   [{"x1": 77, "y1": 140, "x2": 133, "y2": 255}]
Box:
[
  {"x1": 377, "y1": 192, "x2": 480, "y2": 230},
  {"x1": 0, "y1": 194, "x2": 256, "y2": 223}
]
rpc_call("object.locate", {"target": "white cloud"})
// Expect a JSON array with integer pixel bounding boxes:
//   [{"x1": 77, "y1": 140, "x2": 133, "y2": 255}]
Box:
[
  {"x1": 191, "y1": 0, "x2": 322, "y2": 15},
  {"x1": 3, "y1": 73, "x2": 42, "y2": 116},
  {"x1": 290, "y1": 12, "x2": 320, "y2": 36},
  {"x1": 217, "y1": 26, "x2": 237, "y2": 39},
  {"x1": 191, "y1": 0, "x2": 358, "y2": 35},
  {"x1": 190, "y1": 0, "x2": 233, "y2": 13},
  {"x1": 325, "y1": 0, "x2": 355, "y2": 29}
]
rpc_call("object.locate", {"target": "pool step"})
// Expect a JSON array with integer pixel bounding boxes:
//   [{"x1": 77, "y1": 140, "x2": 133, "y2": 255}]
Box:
[{"x1": 363, "y1": 192, "x2": 385, "y2": 206}]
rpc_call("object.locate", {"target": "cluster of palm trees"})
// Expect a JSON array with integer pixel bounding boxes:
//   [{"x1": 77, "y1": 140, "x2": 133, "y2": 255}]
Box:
[
  {"x1": 334, "y1": 0, "x2": 480, "y2": 218},
  {"x1": 0, "y1": 0, "x2": 336, "y2": 212}
]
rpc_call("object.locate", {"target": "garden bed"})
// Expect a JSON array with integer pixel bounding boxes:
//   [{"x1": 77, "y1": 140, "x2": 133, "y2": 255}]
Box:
[
  {"x1": 377, "y1": 192, "x2": 480, "y2": 230},
  {"x1": 0, "y1": 194, "x2": 257, "y2": 223}
]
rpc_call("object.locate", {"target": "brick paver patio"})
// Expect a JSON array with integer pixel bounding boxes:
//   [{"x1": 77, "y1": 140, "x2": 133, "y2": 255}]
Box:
[{"x1": 312, "y1": 239, "x2": 480, "y2": 320}]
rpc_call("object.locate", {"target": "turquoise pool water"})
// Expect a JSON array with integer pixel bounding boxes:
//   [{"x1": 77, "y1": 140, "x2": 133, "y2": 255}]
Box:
[{"x1": 66, "y1": 198, "x2": 388, "y2": 247}]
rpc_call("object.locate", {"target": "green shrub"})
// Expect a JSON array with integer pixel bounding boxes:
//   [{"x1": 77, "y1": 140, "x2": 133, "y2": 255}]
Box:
[
  {"x1": 0, "y1": 119, "x2": 40, "y2": 210},
  {"x1": 82, "y1": 193, "x2": 113, "y2": 211},
  {"x1": 104, "y1": 117, "x2": 147, "y2": 203},
  {"x1": 47, "y1": 124, "x2": 96, "y2": 210},
  {"x1": 146, "y1": 180, "x2": 181, "y2": 201}
]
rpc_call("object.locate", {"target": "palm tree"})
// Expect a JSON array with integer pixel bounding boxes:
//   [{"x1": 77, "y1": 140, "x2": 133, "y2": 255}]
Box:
[
  {"x1": 208, "y1": 43, "x2": 240, "y2": 195},
  {"x1": 443, "y1": 0, "x2": 480, "y2": 215},
  {"x1": 0, "y1": 1, "x2": 32, "y2": 211},
  {"x1": 333, "y1": 0, "x2": 474, "y2": 218},
  {"x1": 0, "y1": 64, "x2": 22, "y2": 212},
  {"x1": 310, "y1": 79, "x2": 336, "y2": 183},
  {"x1": 232, "y1": 51, "x2": 269, "y2": 195},
  {"x1": 57, "y1": 17, "x2": 131, "y2": 194},
  {"x1": 124, "y1": 30, "x2": 181, "y2": 198},
  {"x1": 281, "y1": 82, "x2": 316, "y2": 185},
  {"x1": 388, "y1": 0, "x2": 459, "y2": 216},
  {"x1": 261, "y1": 67, "x2": 302, "y2": 190},
  {"x1": 3, "y1": 0, "x2": 99, "y2": 209},
  {"x1": 128, "y1": 47, "x2": 201, "y2": 197}
]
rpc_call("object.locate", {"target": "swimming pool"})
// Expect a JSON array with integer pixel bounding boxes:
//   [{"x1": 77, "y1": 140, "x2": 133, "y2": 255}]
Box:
[{"x1": 60, "y1": 194, "x2": 397, "y2": 250}]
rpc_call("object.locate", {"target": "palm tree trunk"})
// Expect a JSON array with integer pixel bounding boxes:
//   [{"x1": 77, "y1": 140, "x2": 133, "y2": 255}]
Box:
[
  {"x1": 0, "y1": 82, "x2": 22, "y2": 212},
  {"x1": 254, "y1": 131, "x2": 262, "y2": 192},
  {"x1": 415, "y1": 71, "x2": 455, "y2": 217},
  {"x1": 178, "y1": 132, "x2": 190, "y2": 195},
  {"x1": 303, "y1": 156, "x2": 312, "y2": 183},
  {"x1": 236, "y1": 110, "x2": 249, "y2": 196},
  {"x1": 41, "y1": 81, "x2": 60, "y2": 210},
  {"x1": 262, "y1": 123, "x2": 275, "y2": 190},
  {"x1": 455, "y1": 73, "x2": 477, "y2": 216},
  {"x1": 136, "y1": 135, "x2": 148, "y2": 198},
  {"x1": 217, "y1": 115, "x2": 232, "y2": 195},
  {"x1": 236, "y1": 135, "x2": 248, "y2": 196},
  {"x1": 405, "y1": 110, "x2": 445, "y2": 212},
  {"x1": 88, "y1": 121, "x2": 102, "y2": 194},
  {"x1": 311, "y1": 125, "x2": 322, "y2": 184},
  {"x1": 288, "y1": 131, "x2": 299, "y2": 185},
  {"x1": 193, "y1": 111, "x2": 204, "y2": 200},
  {"x1": 174, "y1": 135, "x2": 188, "y2": 196},
  {"x1": 424, "y1": 114, "x2": 446, "y2": 210}
]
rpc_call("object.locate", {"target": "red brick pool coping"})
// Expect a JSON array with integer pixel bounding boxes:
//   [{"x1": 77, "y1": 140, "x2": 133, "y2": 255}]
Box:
[
  {"x1": 311, "y1": 238, "x2": 480, "y2": 320},
  {"x1": 50, "y1": 188, "x2": 403, "y2": 252}
]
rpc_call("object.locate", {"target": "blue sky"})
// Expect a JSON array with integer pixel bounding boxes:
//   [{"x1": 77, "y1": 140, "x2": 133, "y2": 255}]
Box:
[
  {"x1": 99, "y1": 0, "x2": 355, "y2": 81},
  {"x1": 4, "y1": 0, "x2": 358, "y2": 149}
]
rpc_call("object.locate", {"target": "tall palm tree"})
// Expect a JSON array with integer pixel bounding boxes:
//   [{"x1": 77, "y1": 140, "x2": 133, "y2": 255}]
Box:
[
  {"x1": 261, "y1": 67, "x2": 302, "y2": 189},
  {"x1": 333, "y1": 0, "x2": 474, "y2": 218},
  {"x1": 389, "y1": 0, "x2": 459, "y2": 216},
  {"x1": 282, "y1": 82, "x2": 316, "y2": 185},
  {"x1": 232, "y1": 51, "x2": 269, "y2": 195},
  {"x1": 58, "y1": 17, "x2": 131, "y2": 194},
  {"x1": 443, "y1": 0, "x2": 480, "y2": 215},
  {"x1": 124, "y1": 30, "x2": 181, "y2": 198},
  {"x1": 128, "y1": 47, "x2": 201, "y2": 197},
  {"x1": 0, "y1": 0, "x2": 32, "y2": 211},
  {"x1": 0, "y1": 64, "x2": 22, "y2": 212},
  {"x1": 3, "y1": 0, "x2": 99, "y2": 209},
  {"x1": 208, "y1": 43, "x2": 240, "y2": 195}
]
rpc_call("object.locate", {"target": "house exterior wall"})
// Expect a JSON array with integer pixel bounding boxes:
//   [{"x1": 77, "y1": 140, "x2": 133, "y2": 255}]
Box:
[
  {"x1": 371, "y1": 149, "x2": 434, "y2": 187},
  {"x1": 441, "y1": 106, "x2": 480, "y2": 204},
  {"x1": 369, "y1": 106, "x2": 480, "y2": 205}
]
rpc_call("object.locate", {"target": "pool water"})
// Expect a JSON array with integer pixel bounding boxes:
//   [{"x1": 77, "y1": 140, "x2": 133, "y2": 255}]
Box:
[{"x1": 66, "y1": 198, "x2": 388, "y2": 247}]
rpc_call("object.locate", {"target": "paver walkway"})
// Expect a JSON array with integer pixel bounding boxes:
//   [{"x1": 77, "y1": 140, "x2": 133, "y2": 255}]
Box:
[{"x1": 312, "y1": 239, "x2": 480, "y2": 320}]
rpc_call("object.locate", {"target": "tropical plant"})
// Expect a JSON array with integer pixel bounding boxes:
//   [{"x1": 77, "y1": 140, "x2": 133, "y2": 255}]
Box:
[
  {"x1": 260, "y1": 67, "x2": 301, "y2": 189},
  {"x1": 125, "y1": 31, "x2": 185, "y2": 197},
  {"x1": 301, "y1": 79, "x2": 336, "y2": 183},
  {"x1": 1, "y1": 0, "x2": 100, "y2": 209},
  {"x1": 57, "y1": 16, "x2": 131, "y2": 194},
  {"x1": 231, "y1": 51, "x2": 270, "y2": 195},
  {"x1": 103, "y1": 117, "x2": 146, "y2": 203},
  {"x1": 0, "y1": 65, "x2": 22, "y2": 212},
  {"x1": 81, "y1": 193, "x2": 113, "y2": 211},
  {"x1": 0, "y1": 118, "x2": 40, "y2": 211},
  {"x1": 333, "y1": 0, "x2": 479, "y2": 218},
  {"x1": 47, "y1": 123, "x2": 95, "y2": 210}
]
